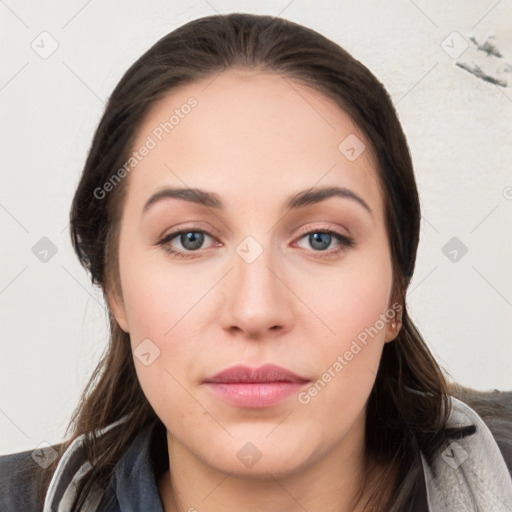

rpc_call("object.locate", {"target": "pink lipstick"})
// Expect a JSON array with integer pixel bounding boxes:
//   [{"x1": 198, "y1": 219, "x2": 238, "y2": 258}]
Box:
[{"x1": 203, "y1": 364, "x2": 310, "y2": 408}]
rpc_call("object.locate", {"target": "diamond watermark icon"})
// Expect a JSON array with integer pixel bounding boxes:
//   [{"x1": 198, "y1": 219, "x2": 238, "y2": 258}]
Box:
[
  {"x1": 30, "y1": 31, "x2": 59, "y2": 59},
  {"x1": 338, "y1": 134, "x2": 365, "y2": 162},
  {"x1": 236, "y1": 236, "x2": 263, "y2": 264},
  {"x1": 237, "y1": 442, "x2": 262, "y2": 468},
  {"x1": 134, "y1": 338, "x2": 161, "y2": 366},
  {"x1": 441, "y1": 31, "x2": 468, "y2": 59},
  {"x1": 441, "y1": 441, "x2": 468, "y2": 469},
  {"x1": 442, "y1": 236, "x2": 468, "y2": 263},
  {"x1": 31, "y1": 441, "x2": 58, "y2": 469},
  {"x1": 32, "y1": 237, "x2": 58, "y2": 263}
]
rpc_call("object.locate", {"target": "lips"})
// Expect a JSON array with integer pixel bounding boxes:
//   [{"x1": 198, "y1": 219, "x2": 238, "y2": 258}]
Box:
[
  {"x1": 203, "y1": 364, "x2": 311, "y2": 408},
  {"x1": 203, "y1": 364, "x2": 310, "y2": 384}
]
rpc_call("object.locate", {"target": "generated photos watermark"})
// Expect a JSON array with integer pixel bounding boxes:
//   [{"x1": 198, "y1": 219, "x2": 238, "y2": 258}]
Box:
[
  {"x1": 93, "y1": 96, "x2": 198, "y2": 200},
  {"x1": 297, "y1": 302, "x2": 402, "y2": 405}
]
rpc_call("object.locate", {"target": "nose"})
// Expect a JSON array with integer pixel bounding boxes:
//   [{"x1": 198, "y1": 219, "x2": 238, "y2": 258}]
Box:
[{"x1": 219, "y1": 240, "x2": 294, "y2": 339}]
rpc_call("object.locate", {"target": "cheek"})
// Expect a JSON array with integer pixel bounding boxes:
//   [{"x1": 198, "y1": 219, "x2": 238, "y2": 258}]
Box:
[
  {"x1": 294, "y1": 246, "x2": 393, "y2": 397},
  {"x1": 119, "y1": 262, "x2": 206, "y2": 422},
  {"x1": 297, "y1": 246, "x2": 393, "y2": 344},
  {"x1": 118, "y1": 247, "x2": 215, "y2": 384},
  {"x1": 118, "y1": 240, "x2": 199, "y2": 339}
]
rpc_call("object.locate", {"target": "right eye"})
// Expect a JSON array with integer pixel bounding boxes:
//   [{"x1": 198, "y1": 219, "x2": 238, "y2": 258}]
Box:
[{"x1": 157, "y1": 229, "x2": 218, "y2": 258}]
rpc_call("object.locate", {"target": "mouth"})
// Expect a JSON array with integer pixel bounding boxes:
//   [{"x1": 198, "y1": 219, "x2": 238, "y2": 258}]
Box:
[{"x1": 202, "y1": 364, "x2": 311, "y2": 408}]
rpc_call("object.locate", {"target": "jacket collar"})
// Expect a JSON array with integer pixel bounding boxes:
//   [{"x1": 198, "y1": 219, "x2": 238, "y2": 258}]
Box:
[
  {"x1": 110, "y1": 421, "x2": 166, "y2": 512},
  {"x1": 422, "y1": 396, "x2": 512, "y2": 510},
  {"x1": 42, "y1": 419, "x2": 166, "y2": 512}
]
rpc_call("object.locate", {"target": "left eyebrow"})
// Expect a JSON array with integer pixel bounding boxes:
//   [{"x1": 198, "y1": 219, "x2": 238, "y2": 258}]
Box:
[
  {"x1": 284, "y1": 186, "x2": 373, "y2": 217},
  {"x1": 142, "y1": 185, "x2": 373, "y2": 217}
]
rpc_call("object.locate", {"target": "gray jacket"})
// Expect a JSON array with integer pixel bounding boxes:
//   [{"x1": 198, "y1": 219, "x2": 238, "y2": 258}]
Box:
[{"x1": 1, "y1": 390, "x2": 512, "y2": 511}]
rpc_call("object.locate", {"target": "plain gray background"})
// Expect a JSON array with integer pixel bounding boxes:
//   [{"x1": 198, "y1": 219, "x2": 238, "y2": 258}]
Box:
[{"x1": 1, "y1": 0, "x2": 511, "y2": 455}]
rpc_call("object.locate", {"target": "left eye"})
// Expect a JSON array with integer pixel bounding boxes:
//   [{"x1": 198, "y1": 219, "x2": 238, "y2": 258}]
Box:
[
  {"x1": 157, "y1": 228, "x2": 354, "y2": 258},
  {"x1": 295, "y1": 230, "x2": 354, "y2": 252}
]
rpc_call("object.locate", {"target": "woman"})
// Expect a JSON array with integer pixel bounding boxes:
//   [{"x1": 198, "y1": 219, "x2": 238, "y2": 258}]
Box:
[{"x1": 1, "y1": 12, "x2": 511, "y2": 512}]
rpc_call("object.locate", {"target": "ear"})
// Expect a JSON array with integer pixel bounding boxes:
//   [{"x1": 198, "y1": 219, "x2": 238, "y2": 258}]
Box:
[
  {"x1": 384, "y1": 317, "x2": 401, "y2": 343},
  {"x1": 105, "y1": 280, "x2": 130, "y2": 333},
  {"x1": 384, "y1": 295, "x2": 403, "y2": 343}
]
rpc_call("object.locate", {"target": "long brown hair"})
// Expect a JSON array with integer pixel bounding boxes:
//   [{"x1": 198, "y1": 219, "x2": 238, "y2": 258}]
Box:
[{"x1": 38, "y1": 13, "x2": 466, "y2": 510}]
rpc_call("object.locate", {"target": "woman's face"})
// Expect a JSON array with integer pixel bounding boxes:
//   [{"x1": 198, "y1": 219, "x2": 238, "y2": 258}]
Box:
[{"x1": 108, "y1": 69, "x2": 400, "y2": 476}]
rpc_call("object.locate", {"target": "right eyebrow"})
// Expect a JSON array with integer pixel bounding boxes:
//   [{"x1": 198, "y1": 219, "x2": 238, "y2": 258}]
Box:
[{"x1": 142, "y1": 187, "x2": 222, "y2": 214}]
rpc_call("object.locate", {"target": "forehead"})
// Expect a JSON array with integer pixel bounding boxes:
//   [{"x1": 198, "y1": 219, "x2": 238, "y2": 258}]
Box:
[{"x1": 123, "y1": 68, "x2": 383, "y2": 216}]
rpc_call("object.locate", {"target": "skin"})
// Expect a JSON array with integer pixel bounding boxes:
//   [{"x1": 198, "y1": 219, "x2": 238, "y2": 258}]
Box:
[{"x1": 107, "y1": 68, "x2": 402, "y2": 512}]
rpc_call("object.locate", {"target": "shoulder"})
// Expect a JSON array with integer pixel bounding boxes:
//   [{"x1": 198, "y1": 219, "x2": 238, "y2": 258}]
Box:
[
  {"x1": 448, "y1": 383, "x2": 512, "y2": 476},
  {"x1": 0, "y1": 444, "x2": 58, "y2": 512},
  {"x1": 418, "y1": 385, "x2": 512, "y2": 510}
]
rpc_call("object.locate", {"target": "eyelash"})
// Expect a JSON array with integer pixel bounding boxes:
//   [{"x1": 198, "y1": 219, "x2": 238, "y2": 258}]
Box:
[{"x1": 156, "y1": 227, "x2": 355, "y2": 260}]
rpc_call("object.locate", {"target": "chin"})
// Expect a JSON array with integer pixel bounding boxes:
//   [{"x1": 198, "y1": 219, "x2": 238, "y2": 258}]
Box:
[{"x1": 197, "y1": 433, "x2": 320, "y2": 478}]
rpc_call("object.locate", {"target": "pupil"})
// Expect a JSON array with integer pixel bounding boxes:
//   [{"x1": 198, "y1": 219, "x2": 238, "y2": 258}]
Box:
[
  {"x1": 310, "y1": 233, "x2": 330, "y2": 250},
  {"x1": 181, "y1": 232, "x2": 203, "y2": 250}
]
